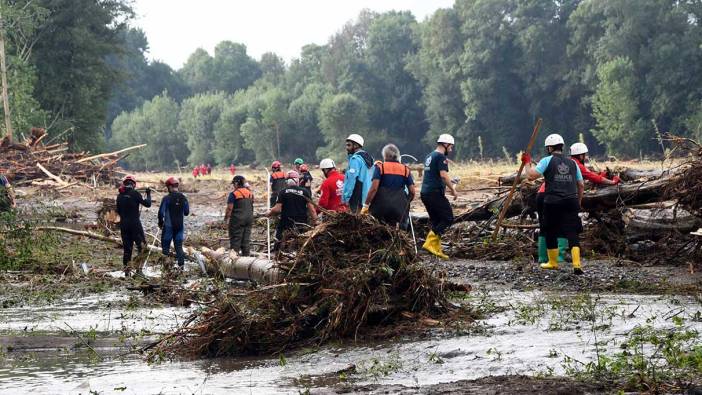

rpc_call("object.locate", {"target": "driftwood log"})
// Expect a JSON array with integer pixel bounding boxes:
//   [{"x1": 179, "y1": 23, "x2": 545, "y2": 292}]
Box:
[{"x1": 36, "y1": 226, "x2": 277, "y2": 283}]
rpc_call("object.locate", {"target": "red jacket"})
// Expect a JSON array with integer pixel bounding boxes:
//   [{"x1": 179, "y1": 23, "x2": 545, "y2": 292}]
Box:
[
  {"x1": 319, "y1": 170, "x2": 346, "y2": 212},
  {"x1": 572, "y1": 157, "x2": 607, "y2": 184}
]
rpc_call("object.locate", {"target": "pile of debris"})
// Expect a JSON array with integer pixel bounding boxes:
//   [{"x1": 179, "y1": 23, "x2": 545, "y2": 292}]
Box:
[
  {"x1": 147, "y1": 213, "x2": 468, "y2": 358},
  {"x1": 441, "y1": 135, "x2": 702, "y2": 266},
  {"x1": 0, "y1": 128, "x2": 144, "y2": 187}
]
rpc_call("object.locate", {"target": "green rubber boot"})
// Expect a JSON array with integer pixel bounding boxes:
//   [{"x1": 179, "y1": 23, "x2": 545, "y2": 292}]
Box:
[
  {"x1": 557, "y1": 238, "x2": 569, "y2": 263},
  {"x1": 537, "y1": 236, "x2": 548, "y2": 263}
]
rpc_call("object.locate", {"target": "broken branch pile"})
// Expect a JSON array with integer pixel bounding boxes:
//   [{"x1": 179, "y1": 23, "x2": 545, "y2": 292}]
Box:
[
  {"x1": 148, "y1": 212, "x2": 465, "y2": 358},
  {"x1": 0, "y1": 130, "x2": 144, "y2": 186}
]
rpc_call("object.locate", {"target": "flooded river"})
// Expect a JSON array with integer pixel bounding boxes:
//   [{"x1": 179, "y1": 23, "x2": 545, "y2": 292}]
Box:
[{"x1": 1, "y1": 290, "x2": 700, "y2": 394}]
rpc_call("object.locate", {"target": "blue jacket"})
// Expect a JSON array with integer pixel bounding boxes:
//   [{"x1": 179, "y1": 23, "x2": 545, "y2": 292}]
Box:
[
  {"x1": 158, "y1": 192, "x2": 190, "y2": 232},
  {"x1": 342, "y1": 150, "x2": 374, "y2": 204}
]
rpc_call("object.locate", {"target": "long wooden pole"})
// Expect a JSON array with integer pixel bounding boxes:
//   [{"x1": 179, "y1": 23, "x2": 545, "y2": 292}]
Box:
[
  {"x1": 491, "y1": 117, "x2": 542, "y2": 242},
  {"x1": 0, "y1": 10, "x2": 14, "y2": 142}
]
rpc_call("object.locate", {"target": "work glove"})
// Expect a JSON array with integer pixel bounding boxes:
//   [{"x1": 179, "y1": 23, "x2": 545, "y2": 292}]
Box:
[
  {"x1": 612, "y1": 176, "x2": 621, "y2": 185},
  {"x1": 520, "y1": 153, "x2": 532, "y2": 166},
  {"x1": 360, "y1": 205, "x2": 369, "y2": 215}
]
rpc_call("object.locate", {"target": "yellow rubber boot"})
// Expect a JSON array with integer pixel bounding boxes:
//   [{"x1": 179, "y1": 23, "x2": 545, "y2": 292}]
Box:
[
  {"x1": 433, "y1": 234, "x2": 449, "y2": 260},
  {"x1": 540, "y1": 249, "x2": 559, "y2": 270},
  {"x1": 422, "y1": 231, "x2": 436, "y2": 252},
  {"x1": 572, "y1": 246, "x2": 583, "y2": 275}
]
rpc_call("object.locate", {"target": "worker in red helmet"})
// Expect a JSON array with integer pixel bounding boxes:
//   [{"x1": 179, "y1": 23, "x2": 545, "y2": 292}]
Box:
[
  {"x1": 192, "y1": 167, "x2": 199, "y2": 178},
  {"x1": 269, "y1": 161, "x2": 286, "y2": 208},
  {"x1": 158, "y1": 177, "x2": 190, "y2": 269},
  {"x1": 298, "y1": 164, "x2": 313, "y2": 195},
  {"x1": 116, "y1": 175, "x2": 151, "y2": 274}
]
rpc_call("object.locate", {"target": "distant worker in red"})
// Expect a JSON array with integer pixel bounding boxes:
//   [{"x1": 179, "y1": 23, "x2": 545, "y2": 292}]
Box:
[
  {"x1": 229, "y1": 163, "x2": 236, "y2": 176},
  {"x1": 269, "y1": 161, "x2": 286, "y2": 208},
  {"x1": 199, "y1": 164, "x2": 207, "y2": 177},
  {"x1": 318, "y1": 158, "x2": 346, "y2": 212},
  {"x1": 192, "y1": 167, "x2": 199, "y2": 178}
]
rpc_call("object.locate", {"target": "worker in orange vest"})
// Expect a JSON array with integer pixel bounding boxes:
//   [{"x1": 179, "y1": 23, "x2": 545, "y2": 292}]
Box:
[{"x1": 363, "y1": 144, "x2": 415, "y2": 228}]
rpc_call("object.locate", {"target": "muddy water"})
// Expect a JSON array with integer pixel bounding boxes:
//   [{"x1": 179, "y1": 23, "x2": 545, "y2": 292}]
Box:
[{"x1": 0, "y1": 291, "x2": 700, "y2": 394}]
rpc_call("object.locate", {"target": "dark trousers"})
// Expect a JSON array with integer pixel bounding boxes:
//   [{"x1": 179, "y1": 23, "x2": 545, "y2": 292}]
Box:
[
  {"x1": 543, "y1": 198, "x2": 582, "y2": 250},
  {"x1": 421, "y1": 191, "x2": 453, "y2": 236},
  {"x1": 370, "y1": 188, "x2": 408, "y2": 228},
  {"x1": 120, "y1": 224, "x2": 144, "y2": 266},
  {"x1": 348, "y1": 181, "x2": 363, "y2": 213},
  {"x1": 229, "y1": 220, "x2": 252, "y2": 256}
]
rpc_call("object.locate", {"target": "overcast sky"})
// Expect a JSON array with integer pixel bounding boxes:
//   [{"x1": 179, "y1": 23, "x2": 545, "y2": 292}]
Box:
[{"x1": 132, "y1": 0, "x2": 454, "y2": 69}]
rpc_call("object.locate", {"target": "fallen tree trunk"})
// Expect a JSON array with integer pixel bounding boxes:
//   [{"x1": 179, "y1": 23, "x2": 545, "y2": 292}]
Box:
[{"x1": 36, "y1": 226, "x2": 276, "y2": 283}]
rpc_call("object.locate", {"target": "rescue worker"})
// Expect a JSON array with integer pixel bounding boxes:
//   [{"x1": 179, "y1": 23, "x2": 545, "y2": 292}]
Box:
[
  {"x1": 534, "y1": 142, "x2": 622, "y2": 263},
  {"x1": 363, "y1": 144, "x2": 415, "y2": 228},
  {"x1": 342, "y1": 134, "x2": 374, "y2": 213},
  {"x1": 229, "y1": 163, "x2": 236, "y2": 176},
  {"x1": 115, "y1": 176, "x2": 151, "y2": 273},
  {"x1": 224, "y1": 175, "x2": 254, "y2": 256},
  {"x1": 266, "y1": 171, "x2": 317, "y2": 248},
  {"x1": 294, "y1": 158, "x2": 304, "y2": 172},
  {"x1": 192, "y1": 167, "x2": 199, "y2": 178},
  {"x1": 299, "y1": 164, "x2": 313, "y2": 194},
  {"x1": 569, "y1": 143, "x2": 621, "y2": 186},
  {"x1": 421, "y1": 134, "x2": 458, "y2": 259},
  {"x1": 206, "y1": 163, "x2": 212, "y2": 175},
  {"x1": 158, "y1": 177, "x2": 190, "y2": 269},
  {"x1": 318, "y1": 159, "x2": 345, "y2": 212},
  {"x1": 269, "y1": 161, "x2": 287, "y2": 208},
  {"x1": 0, "y1": 171, "x2": 16, "y2": 212},
  {"x1": 523, "y1": 134, "x2": 585, "y2": 275}
]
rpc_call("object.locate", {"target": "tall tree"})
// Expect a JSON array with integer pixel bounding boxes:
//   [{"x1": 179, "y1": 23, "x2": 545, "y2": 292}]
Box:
[{"x1": 31, "y1": 0, "x2": 134, "y2": 151}]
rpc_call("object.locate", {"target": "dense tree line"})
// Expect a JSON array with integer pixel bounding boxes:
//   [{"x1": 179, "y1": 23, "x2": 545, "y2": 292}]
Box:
[{"x1": 2, "y1": 0, "x2": 702, "y2": 169}]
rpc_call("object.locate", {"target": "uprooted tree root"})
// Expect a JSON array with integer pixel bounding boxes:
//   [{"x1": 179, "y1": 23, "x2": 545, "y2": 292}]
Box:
[{"x1": 146, "y1": 213, "x2": 470, "y2": 359}]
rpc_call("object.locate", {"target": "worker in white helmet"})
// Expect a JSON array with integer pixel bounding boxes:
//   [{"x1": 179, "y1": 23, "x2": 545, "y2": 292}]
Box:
[
  {"x1": 523, "y1": 134, "x2": 585, "y2": 275},
  {"x1": 569, "y1": 142, "x2": 620, "y2": 186},
  {"x1": 342, "y1": 133, "x2": 374, "y2": 213},
  {"x1": 420, "y1": 133, "x2": 458, "y2": 260}
]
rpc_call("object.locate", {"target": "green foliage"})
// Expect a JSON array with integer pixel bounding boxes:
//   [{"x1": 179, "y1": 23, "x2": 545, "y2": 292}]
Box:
[
  {"x1": 6, "y1": 1, "x2": 702, "y2": 161},
  {"x1": 178, "y1": 92, "x2": 229, "y2": 166},
  {"x1": 0, "y1": 211, "x2": 56, "y2": 272},
  {"x1": 110, "y1": 93, "x2": 186, "y2": 170}
]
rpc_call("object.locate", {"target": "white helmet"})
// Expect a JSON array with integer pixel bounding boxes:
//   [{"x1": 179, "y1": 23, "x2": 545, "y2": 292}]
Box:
[
  {"x1": 437, "y1": 133, "x2": 455, "y2": 145},
  {"x1": 570, "y1": 142, "x2": 588, "y2": 156},
  {"x1": 319, "y1": 158, "x2": 336, "y2": 169},
  {"x1": 346, "y1": 134, "x2": 364, "y2": 147},
  {"x1": 544, "y1": 134, "x2": 565, "y2": 147}
]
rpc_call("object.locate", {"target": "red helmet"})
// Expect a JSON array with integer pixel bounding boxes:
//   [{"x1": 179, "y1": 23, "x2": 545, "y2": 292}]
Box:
[
  {"x1": 271, "y1": 161, "x2": 281, "y2": 169},
  {"x1": 300, "y1": 164, "x2": 309, "y2": 172},
  {"x1": 123, "y1": 175, "x2": 136, "y2": 186},
  {"x1": 165, "y1": 176, "x2": 179, "y2": 187}
]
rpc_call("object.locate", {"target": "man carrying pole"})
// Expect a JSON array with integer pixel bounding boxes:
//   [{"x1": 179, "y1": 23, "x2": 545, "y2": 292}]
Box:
[{"x1": 420, "y1": 134, "x2": 458, "y2": 259}]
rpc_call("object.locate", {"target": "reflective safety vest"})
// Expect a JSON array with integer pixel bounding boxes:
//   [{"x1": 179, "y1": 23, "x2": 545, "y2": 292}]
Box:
[
  {"x1": 270, "y1": 171, "x2": 286, "y2": 194},
  {"x1": 230, "y1": 187, "x2": 254, "y2": 225},
  {"x1": 377, "y1": 161, "x2": 411, "y2": 182}
]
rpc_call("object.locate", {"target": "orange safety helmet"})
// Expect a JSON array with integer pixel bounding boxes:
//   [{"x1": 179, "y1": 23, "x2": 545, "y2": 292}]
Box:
[{"x1": 300, "y1": 164, "x2": 309, "y2": 172}]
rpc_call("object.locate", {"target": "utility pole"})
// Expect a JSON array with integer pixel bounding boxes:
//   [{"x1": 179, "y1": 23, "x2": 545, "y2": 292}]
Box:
[{"x1": 0, "y1": 8, "x2": 14, "y2": 142}]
